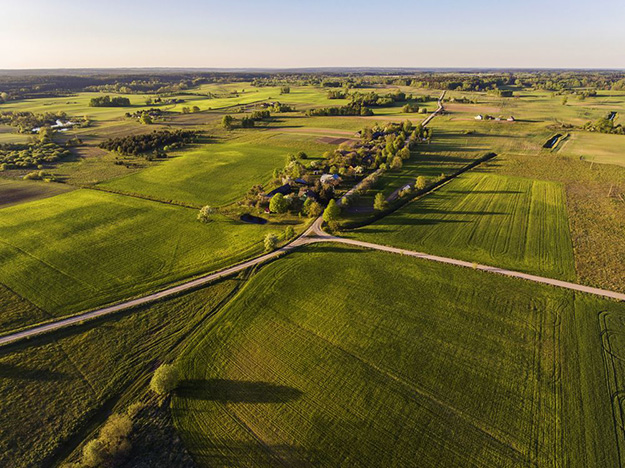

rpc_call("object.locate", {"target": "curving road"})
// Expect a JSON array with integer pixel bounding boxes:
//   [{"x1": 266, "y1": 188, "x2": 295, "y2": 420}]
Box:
[
  {"x1": 2, "y1": 214, "x2": 625, "y2": 348},
  {"x1": 2, "y1": 91, "x2": 623, "y2": 348}
]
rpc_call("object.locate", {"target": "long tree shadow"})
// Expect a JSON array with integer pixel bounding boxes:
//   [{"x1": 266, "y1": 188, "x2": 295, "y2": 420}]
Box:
[
  {"x1": 177, "y1": 379, "x2": 303, "y2": 403},
  {"x1": 182, "y1": 436, "x2": 319, "y2": 467},
  {"x1": 0, "y1": 362, "x2": 68, "y2": 381}
]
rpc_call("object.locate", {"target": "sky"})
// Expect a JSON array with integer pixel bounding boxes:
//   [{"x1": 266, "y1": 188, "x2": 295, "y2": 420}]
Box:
[{"x1": 1, "y1": 0, "x2": 624, "y2": 69}]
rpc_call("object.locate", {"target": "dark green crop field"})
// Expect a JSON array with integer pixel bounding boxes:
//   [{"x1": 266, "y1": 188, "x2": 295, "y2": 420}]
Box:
[
  {"x1": 172, "y1": 245, "x2": 624, "y2": 467},
  {"x1": 347, "y1": 172, "x2": 576, "y2": 280}
]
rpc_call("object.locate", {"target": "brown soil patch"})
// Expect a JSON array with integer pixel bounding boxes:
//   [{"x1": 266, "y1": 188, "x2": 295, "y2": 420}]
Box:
[{"x1": 0, "y1": 180, "x2": 73, "y2": 209}]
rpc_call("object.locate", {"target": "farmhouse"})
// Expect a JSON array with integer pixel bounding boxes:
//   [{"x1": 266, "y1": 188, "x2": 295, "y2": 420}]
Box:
[
  {"x1": 474, "y1": 115, "x2": 483, "y2": 120},
  {"x1": 320, "y1": 174, "x2": 341, "y2": 185}
]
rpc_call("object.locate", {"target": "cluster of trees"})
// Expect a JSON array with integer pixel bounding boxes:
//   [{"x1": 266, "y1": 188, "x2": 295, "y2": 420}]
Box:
[
  {"x1": 582, "y1": 115, "x2": 624, "y2": 135},
  {"x1": 89, "y1": 95, "x2": 131, "y2": 107},
  {"x1": 488, "y1": 89, "x2": 514, "y2": 97},
  {"x1": 0, "y1": 142, "x2": 71, "y2": 169},
  {"x1": 222, "y1": 110, "x2": 271, "y2": 130},
  {"x1": 327, "y1": 90, "x2": 349, "y2": 99},
  {"x1": 181, "y1": 106, "x2": 201, "y2": 114},
  {"x1": 125, "y1": 108, "x2": 164, "y2": 124},
  {"x1": 99, "y1": 129, "x2": 199, "y2": 156},
  {"x1": 269, "y1": 102, "x2": 295, "y2": 113},
  {"x1": 68, "y1": 411, "x2": 134, "y2": 468},
  {"x1": 0, "y1": 111, "x2": 73, "y2": 133},
  {"x1": 306, "y1": 102, "x2": 373, "y2": 117}
]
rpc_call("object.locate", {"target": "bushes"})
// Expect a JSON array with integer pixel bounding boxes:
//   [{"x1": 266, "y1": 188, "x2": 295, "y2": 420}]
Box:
[
  {"x1": 89, "y1": 95, "x2": 131, "y2": 107},
  {"x1": 0, "y1": 111, "x2": 70, "y2": 133},
  {"x1": 0, "y1": 142, "x2": 71, "y2": 169},
  {"x1": 197, "y1": 205, "x2": 214, "y2": 223},
  {"x1": 99, "y1": 130, "x2": 199, "y2": 156},
  {"x1": 78, "y1": 413, "x2": 133, "y2": 467},
  {"x1": 264, "y1": 233, "x2": 278, "y2": 252},
  {"x1": 373, "y1": 192, "x2": 388, "y2": 211}
]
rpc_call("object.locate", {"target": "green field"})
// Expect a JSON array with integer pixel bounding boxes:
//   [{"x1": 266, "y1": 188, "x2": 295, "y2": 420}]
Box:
[
  {"x1": 347, "y1": 172, "x2": 576, "y2": 280},
  {"x1": 0, "y1": 189, "x2": 289, "y2": 329},
  {"x1": 100, "y1": 132, "x2": 334, "y2": 207},
  {"x1": 0, "y1": 277, "x2": 240, "y2": 468},
  {"x1": 172, "y1": 245, "x2": 623, "y2": 467}
]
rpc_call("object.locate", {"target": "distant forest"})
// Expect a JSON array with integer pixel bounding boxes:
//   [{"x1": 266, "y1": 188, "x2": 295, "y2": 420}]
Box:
[{"x1": 1, "y1": 70, "x2": 625, "y2": 102}]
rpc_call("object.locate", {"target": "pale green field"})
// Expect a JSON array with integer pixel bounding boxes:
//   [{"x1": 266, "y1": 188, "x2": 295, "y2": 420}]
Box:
[
  {"x1": 560, "y1": 131, "x2": 625, "y2": 166},
  {"x1": 0, "y1": 189, "x2": 289, "y2": 329},
  {"x1": 100, "y1": 131, "x2": 335, "y2": 206}
]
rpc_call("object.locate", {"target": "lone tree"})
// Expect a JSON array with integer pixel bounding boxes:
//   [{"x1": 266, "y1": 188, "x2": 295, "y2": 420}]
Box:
[
  {"x1": 222, "y1": 115, "x2": 234, "y2": 130},
  {"x1": 415, "y1": 175, "x2": 428, "y2": 191},
  {"x1": 284, "y1": 225, "x2": 295, "y2": 239},
  {"x1": 323, "y1": 199, "x2": 340, "y2": 230},
  {"x1": 269, "y1": 193, "x2": 288, "y2": 213},
  {"x1": 374, "y1": 192, "x2": 388, "y2": 211},
  {"x1": 390, "y1": 156, "x2": 403, "y2": 170},
  {"x1": 264, "y1": 233, "x2": 278, "y2": 252},
  {"x1": 150, "y1": 364, "x2": 179, "y2": 395},
  {"x1": 197, "y1": 205, "x2": 215, "y2": 223},
  {"x1": 304, "y1": 198, "x2": 323, "y2": 218}
]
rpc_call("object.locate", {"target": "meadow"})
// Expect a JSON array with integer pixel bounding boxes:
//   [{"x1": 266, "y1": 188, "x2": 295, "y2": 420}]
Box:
[
  {"x1": 172, "y1": 244, "x2": 624, "y2": 467},
  {"x1": 346, "y1": 172, "x2": 576, "y2": 280},
  {"x1": 560, "y1": 130, "x2": 625, "y2": 167},
  {"x1": 100, "y1": 131, "x2": 335, "y2": 207},
  {"x1": 0, "y1": 189, "x2": 291, "y2": 331},
  {"x1": 0, "y1": 277, "x2": 241, "y2": 468}
]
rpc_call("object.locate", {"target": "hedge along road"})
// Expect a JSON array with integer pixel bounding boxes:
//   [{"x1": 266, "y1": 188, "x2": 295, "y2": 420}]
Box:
[{"x1": 4, "y1": 92, "x2": 625, "y2": 347}]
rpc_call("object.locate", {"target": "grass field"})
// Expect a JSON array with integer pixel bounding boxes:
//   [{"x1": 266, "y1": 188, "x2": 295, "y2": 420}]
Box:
[
  {"x1": 347, "y1": 172, "x2": 576, "y2": 280},
  {"x1": 560, "y1": 131, "x2": 625, "y2": 167},
  {"x1": 172, "y1": 245, "x2": 623, "y2": 467},
  {"x1": 100, "y1": 131, "x2": 334, "y2": 207},
  {"x1": 0, "y1": 277, "x2": 240, "y2": 468},
  {"x1": 0, "y1": 189, "x2": 289, "y2": 328}
]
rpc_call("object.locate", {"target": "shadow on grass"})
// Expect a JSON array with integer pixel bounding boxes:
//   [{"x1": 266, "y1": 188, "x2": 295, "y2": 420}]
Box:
[
  {"x1": 180, "y1": 436, "x2": 319, "y2": 467},
  {"x1": 177, "y1": 379, "x2": 303, "y2": 403},
  {"x1": 446, "y1": 190, "x2": 522, "y2": 195},
  {"x1": 0, "y1": 362, "x2": 68, "y2": 381}
]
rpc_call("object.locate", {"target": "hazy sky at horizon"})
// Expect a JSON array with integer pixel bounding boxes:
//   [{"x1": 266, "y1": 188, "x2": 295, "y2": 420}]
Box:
[{"x1": 1, "y1": 0, "x2": 624, "y2": 69}]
